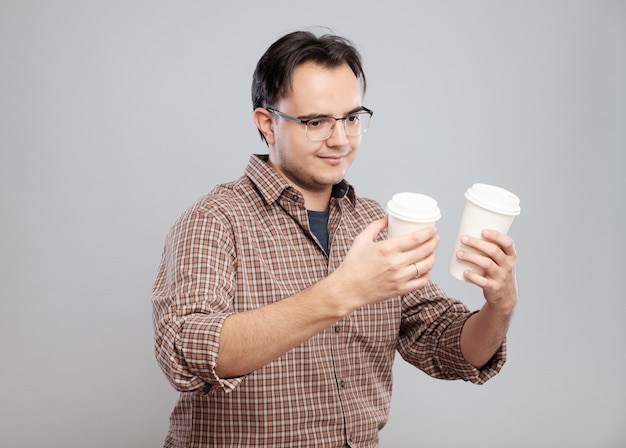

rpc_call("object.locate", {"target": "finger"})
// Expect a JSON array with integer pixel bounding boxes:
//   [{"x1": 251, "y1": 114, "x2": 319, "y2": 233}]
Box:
[
  {"x1": 456, "y1": 248, "x2": 495, "y2": 276},
  {"x1": 462, "y1": 267, "x2": 489, "y2": 289},
  {"x1": 407, "y1": 252, "x2": 436, "y2": 280},
  {"x1": 457, "y1": 242, "x2": 516, "y2": 288},
  {"x1": 481, "y1": 229, "x2": 517, "y2": 257},
  {"x1": 409, "y1": 273, "x2": 432, "y2": 289},
  {"x1": 411, "y1": 262, "x2": 420, "y2": 279},
  {"x1": 390, "y1": 226, "x2": 438, "y2": 252},
  {"x1": 359, "y1": 217, "x2": 388, "y2": 241},
  {"x1": 395, "y1": 234, "x2": 439, "y2": 276},
  {"x1": 460, "y1": 235, "x2": 507, "y2": 266}
]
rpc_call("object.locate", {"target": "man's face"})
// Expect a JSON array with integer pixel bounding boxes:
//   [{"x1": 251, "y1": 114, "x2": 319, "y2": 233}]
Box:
[{"x1": 267, "y1": 61, "x2": 363, "y2": 196}]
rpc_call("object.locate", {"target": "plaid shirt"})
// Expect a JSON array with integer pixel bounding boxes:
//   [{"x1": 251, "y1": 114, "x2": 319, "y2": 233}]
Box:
[{"x1": 152, "y1": 154, "x2": 506, "y2": 447}]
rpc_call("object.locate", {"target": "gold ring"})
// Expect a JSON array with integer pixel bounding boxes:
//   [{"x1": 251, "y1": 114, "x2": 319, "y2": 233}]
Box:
[{"x1": 414, "y1": 262, "x2": 420, "y2": 278}]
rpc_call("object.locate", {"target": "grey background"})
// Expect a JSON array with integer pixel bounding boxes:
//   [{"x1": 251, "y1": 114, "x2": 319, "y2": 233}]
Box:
[{"x1": 1, "y1": 1, "x2": 625, "y2": 447}]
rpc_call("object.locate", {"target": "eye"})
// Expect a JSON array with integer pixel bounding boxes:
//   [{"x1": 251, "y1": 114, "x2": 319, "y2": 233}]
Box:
[
  {"x1": 346, "y1": 114, "x2": 361, "y2": 123},
  {"x1": 307, "y1": 117, "x2": 334, "y2": 129}
]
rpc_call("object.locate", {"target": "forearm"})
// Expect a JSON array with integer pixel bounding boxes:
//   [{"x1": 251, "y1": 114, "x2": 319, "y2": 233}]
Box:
[
  {"x1": 215, "y1": 277, "x2": 351, "y2": 378},
  {"x1": 215, "y1": 221, "x2": 440, "y2": 378},
  {"x1": 460, "y1": 301, "x2": 514, "y2": 369}
]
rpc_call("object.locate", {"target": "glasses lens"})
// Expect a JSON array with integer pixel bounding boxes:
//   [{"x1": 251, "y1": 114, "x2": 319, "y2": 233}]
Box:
[
  {"x1": 305, "y1": 118, "x2": 336, "y2": 141},
  {"x1": 304, "y1": 110, "x2": 372, "y2": 141},
  {"x1": 345, "y1": 111, "x2": 371, "y2": 136}
]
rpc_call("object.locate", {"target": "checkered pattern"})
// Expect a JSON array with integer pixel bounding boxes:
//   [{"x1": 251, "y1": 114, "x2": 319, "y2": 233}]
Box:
[{"x1": 152, "y1": 154, "x2": 506, "y2": 447}]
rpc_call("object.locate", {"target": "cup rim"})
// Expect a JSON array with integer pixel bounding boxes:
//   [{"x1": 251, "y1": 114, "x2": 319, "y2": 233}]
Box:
[
  {"x1": 386, "y1": 192, "x2": 442, "y2": 222},
  {"x1": 465, "y1": 184, "x2": 521, "y2": 215}
]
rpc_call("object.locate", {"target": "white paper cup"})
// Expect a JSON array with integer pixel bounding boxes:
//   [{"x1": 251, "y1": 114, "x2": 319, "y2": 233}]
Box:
[
  {"x1": 449, "y1": 184, "x2": 521, "y2": 281},
  {"x1": 386, "y1": 192, "x2": 441, "y2": 238}
]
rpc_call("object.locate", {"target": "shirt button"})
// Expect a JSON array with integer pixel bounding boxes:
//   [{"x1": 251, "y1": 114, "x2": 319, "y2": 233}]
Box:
[
  {"x1": 340, "y1": 380, "x2": 345, "y2": 388},
  {"x1": 335, "y1": 325, "x2": 340, "y2": 333}
]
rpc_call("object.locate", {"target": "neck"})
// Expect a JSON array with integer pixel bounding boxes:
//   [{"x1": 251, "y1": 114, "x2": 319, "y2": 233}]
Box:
[{"x1": 302, "y1": 190, "x2": 331, "y2": 211}]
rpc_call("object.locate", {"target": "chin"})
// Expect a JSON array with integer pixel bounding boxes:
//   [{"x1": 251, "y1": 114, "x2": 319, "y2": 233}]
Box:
[{"x1": 315, "y1": 174, "x2": 346, "y2": 188}]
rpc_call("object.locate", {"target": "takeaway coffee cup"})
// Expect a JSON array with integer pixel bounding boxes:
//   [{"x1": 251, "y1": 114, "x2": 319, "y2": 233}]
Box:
[
  {"x1": 386, "y1": 192, "x2": 441, "y2": 238},
  {"x1": 449, "y1": 183, "x2": 521, "y2": 281}
]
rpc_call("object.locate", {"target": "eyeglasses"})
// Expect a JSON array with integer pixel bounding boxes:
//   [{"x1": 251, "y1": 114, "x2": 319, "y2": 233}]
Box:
[{"x1": 266, "y1": 107, "x2": 373, "y2": 142}]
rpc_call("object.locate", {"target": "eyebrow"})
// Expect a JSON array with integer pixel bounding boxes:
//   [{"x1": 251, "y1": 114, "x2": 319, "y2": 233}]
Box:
[{"x1": 297, "y1": 106, "x2": 364, "y2": 120}]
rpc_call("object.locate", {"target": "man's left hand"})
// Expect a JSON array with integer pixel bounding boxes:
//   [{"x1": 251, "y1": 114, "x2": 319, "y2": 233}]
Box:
[{"x1": 455, "y1": 229, "x2": 518, "y2": 311}]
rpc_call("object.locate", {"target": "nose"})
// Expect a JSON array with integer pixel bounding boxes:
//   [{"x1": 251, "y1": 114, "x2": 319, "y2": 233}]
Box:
[{"x1": 326, "y1": 118, "x2": 349, "y2": 146}]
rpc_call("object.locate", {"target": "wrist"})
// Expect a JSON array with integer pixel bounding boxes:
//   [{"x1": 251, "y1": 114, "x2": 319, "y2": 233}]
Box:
[
  {"x1": 482, "y1": 297, "x2": 516, "y2": 318},
  {"x1": 314, "y1": 272, "x2": 360, "y2": 319}
]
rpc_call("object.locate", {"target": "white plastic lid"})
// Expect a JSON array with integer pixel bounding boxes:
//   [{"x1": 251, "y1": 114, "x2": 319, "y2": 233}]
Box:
[
  {"x1": 386, "y1": 192, "x2": 441, "y2": 222},
  {"x1": 465, "y1": 183, "x2": 521, "y2": 216}
]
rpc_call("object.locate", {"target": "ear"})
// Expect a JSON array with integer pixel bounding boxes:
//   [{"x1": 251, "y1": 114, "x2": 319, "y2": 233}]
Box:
[{"x1": 253, "y1": 107, "x2": 276, "y2": 145}]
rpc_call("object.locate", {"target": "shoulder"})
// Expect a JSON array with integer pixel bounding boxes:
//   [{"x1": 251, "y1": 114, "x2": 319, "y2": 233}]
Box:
[
  {"x1": 170, "y1": 176, "x2": 260, "y2": 234},
  {"x1": 188, "y1": 176, "x2": 259, "y2": 216},
  {"x1": 356, "y1": 196, "x2": 384, "y2": 212},
  {"x1": 352, "y1": 195, "x2": 385, "y2": 220}
]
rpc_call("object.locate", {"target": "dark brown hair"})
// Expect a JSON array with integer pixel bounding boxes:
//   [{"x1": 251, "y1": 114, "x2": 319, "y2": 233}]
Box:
[{"x1": 252, "y1": 30, "x2": 366, "y2": 143}]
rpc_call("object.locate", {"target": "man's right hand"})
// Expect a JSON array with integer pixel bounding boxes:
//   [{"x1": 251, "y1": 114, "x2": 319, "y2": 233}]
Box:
[{"x1": 325, "y1": 217, "x2": 439, "y2": 315}]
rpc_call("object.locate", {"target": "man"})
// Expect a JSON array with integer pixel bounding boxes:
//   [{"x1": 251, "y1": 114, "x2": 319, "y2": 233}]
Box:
[{"x1": 152, "y1": 30, "x2": 518, "y2": 447}]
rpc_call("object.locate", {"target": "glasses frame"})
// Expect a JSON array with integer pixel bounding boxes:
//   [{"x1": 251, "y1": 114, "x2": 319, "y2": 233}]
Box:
[{"x1": 266, "y1": 106, "x2": 373, "y2": 141}]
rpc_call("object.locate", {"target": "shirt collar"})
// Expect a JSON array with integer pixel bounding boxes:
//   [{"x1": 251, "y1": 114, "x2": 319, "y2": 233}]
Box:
[{"x1": 245, "y1": 154, "x2": 356, "y2": 206}]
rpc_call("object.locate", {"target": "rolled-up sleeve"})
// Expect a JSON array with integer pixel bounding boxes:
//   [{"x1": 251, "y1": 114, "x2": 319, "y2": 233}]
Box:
[
  {"x1": 152, "y1": 205, "x2": 245, "y2": 394},
  {"x1": 398, "y1": 281, "x2": 506, "y2": 385}
]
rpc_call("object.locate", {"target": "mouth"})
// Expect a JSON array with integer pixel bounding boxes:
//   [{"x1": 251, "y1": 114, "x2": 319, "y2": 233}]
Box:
[{"x1": 318, "y1": 153, "x2": 349, "y2": 166}]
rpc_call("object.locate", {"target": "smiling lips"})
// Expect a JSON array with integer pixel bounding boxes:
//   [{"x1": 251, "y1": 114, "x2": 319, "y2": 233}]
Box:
[{"x1": 318, "y1": 153, "x2": 349, "y2": 165}]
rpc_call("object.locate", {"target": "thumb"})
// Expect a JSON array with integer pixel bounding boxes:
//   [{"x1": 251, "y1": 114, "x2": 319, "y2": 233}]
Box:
[{"x1": 359, "y1": 217, "x2": 388, "y2": 241}]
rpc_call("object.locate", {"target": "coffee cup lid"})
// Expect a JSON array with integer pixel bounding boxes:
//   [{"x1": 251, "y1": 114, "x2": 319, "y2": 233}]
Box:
[
  {"x1": 465, "y1": 183, "x2": 521, "y2": 215},
  {"x1": 386, "y1": 192, "x2": 441, "y2": 222}
]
